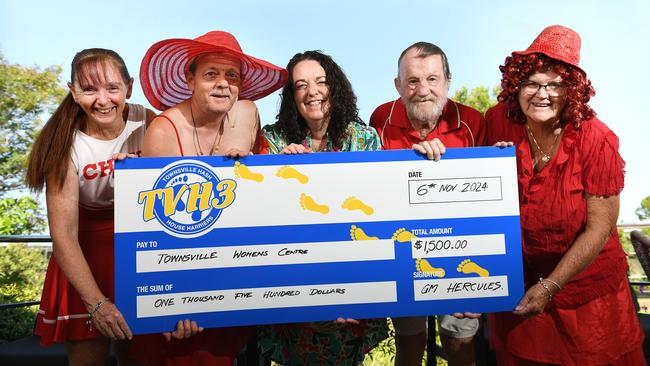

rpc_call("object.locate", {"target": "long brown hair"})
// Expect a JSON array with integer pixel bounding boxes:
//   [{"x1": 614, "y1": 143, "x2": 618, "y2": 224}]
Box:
[{"x1": 26, "y1": 48, "x2": 131, "y2": 191}]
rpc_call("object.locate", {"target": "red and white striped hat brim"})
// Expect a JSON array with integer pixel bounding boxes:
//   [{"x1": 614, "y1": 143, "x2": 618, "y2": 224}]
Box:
[{"x1": 140, "y1": 31, "x2": 288, "y2": 111}]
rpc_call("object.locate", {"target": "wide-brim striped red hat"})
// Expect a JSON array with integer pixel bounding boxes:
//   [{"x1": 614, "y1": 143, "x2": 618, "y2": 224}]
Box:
[
  {"x1": 512, "y1": 25, "x2": 584, "y2": 74},
  {"x1": 140, "y1": 31, "x2": 288, "y2": 111}
]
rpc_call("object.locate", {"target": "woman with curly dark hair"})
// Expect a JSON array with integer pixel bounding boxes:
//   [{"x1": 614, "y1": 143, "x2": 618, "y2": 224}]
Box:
[
  {"x1": 256, "y1": 50, "x2": 387, "y2": 364},
  {"x1": 257, "y1": 50, "x2": 380, "y2": 154},
  {"x1": 486, "y1": 25, "x2": 645, "y2": 365}
]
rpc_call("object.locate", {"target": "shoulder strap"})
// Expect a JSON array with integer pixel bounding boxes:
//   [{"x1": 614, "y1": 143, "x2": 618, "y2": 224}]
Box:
[{"x1": 157, "y1": 115, "x2": 184, "y2": 156}]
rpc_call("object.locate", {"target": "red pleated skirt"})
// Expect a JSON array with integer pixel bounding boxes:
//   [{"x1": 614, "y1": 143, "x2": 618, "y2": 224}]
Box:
[
  {"x1": 34, "y1": 208, "x2": 115, "y2": 346},
  {"x1": 489, "y1": 279, "x2": 646, "y2": 365},
  {"x1": 35, "y1": 207, "x2": 255, "y2": 363}
]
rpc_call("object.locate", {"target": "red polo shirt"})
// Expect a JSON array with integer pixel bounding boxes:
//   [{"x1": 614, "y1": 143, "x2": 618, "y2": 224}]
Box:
[{"x1": 369, "y1": 98, "x2": 487, "y2": 149}]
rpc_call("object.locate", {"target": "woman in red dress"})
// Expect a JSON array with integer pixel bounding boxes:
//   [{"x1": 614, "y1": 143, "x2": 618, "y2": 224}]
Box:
[{"x1": 485, "y1": 25, "x2": 645, "y2": 365}]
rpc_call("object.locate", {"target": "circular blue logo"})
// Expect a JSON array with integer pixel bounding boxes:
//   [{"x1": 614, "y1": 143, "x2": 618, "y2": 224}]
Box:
[{"x1": 150, "y1": 160, "x2": 236, "y2": 236}]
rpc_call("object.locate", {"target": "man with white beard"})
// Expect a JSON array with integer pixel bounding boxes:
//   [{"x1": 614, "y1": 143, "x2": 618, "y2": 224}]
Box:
[{"x1": 370, "y1": 42, "x2": 486, "y2": 366}]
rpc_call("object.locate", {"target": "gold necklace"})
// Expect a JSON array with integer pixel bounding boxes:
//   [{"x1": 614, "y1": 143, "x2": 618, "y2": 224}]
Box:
[
  {"x1": 525, "y1": 123, "x2": 561, "y2": 163},
  {"x1": 190, "y1": 104, "x2": 223, "y2": 156}
]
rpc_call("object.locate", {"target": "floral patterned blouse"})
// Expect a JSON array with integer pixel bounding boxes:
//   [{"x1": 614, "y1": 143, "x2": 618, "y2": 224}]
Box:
[
  {"x1": 256, "y1": 120, "x2": 387, "y2": 365},
  {"x1": 257, "y1": 121, "x2": 382, "y2": 154}
]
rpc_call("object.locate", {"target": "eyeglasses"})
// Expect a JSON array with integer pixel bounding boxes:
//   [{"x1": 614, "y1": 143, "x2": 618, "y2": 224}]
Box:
[{"x1": 520, "y1": 81, "x2": 566, "y2": 96}]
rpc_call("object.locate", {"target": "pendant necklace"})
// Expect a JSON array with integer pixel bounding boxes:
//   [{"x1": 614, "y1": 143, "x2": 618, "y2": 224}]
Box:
[
  {"x1": 525, "y1": 123, "x2": 561, "y2": 163},
  {"x1": 190, "y1": 104, "x2": 224, "y2": 156}
]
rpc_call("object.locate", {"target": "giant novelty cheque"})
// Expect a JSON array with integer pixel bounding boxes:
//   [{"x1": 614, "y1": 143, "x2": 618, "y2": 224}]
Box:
[{"x1": 114, "y1": 147, "x2": 523, "y2": 334}]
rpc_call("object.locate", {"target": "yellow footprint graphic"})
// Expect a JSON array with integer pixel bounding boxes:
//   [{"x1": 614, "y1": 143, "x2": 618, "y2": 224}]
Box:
[
  {"x1": 276, "y1": 165, "x2": 308, "y2": 184},
  {"x1": 341, "y1": 196, "x2": 374, "y2": 215},
  {"x1": 457, "y1": 259, "x2": 490, "y2": 277},
  {"x1": 234, "y1": 161, "x2": 264, "y2": 182},
  {"x1": 416, "y1": 258, "x2": 446, "y2": 277},
  {"x1": 392, "y1": 228, "x2": 416, "y2": 243},
  {"x1": 350, "y1": 225, "x2": 379, "y2": 240},
  {"x1": 299, "y1": 193, "x2": 329, "y2": 214}
]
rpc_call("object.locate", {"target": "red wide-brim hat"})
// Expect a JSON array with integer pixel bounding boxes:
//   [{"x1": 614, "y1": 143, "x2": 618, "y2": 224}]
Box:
[
  {"x1": 140, "y1": 30, "x2": 288, "y2": 111},
  {"x1": 512, "y1": 25, "x2": 585, "y2": 74}
]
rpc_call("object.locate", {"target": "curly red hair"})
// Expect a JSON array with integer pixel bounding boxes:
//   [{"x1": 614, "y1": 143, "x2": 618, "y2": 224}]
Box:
[{"x1": 497, "y1": 53, "x2": 596, "y2": 127}]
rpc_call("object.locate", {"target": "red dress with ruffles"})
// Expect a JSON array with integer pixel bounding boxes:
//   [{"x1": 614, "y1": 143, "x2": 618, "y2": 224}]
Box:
[
  {"x1": 485, "y1": 103, "x2": 645, "y2": 365},
  {"x1": 35, "y1": 206, "x2": 255, "y2": 364}
]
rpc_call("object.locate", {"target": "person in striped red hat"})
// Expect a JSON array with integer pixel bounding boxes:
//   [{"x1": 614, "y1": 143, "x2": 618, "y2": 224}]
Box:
[
  {"x1": 140, "y1": 30, "x2": 288, "y2": 158},
  {"x1": 131, "y1": 30, "x2": 287, "y2": 366}
]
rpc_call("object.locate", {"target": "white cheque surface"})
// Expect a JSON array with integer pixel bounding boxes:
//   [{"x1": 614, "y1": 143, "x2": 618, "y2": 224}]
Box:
[
  {"x1": 410, "y1": 234, "x2": 506, "y2": 258},
  {"x1": 136, "y1": 239, "x2": 395, "y2": 272},
  {"x1": 414, "y1": 276, "x2": 509, "y2": 301},
  {"x1": 137, "y1": 281, "x2": 398, "y2": 317},
  {"x1": 408, "y1": 176, "x2": 503, "y2": 204}
]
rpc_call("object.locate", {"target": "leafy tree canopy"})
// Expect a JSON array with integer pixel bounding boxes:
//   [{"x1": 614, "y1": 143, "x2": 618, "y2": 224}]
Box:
[
  {"x1": 0, "y1": 52, "x2": 66, "y2": 194},
  {"x1": 452, "y1": 85, "x2": 500, "y2": 115},
  {"x1": 636, "y1": 196, "x2": 650, "y2": 221},
  {"x1": 0, "y1": 196, "x2": 46, "y2": 235}
]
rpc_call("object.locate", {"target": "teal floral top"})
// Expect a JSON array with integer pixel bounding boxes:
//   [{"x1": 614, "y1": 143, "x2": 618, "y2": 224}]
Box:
[
  {"x1": 256, "y1": 121, "x2": 387, "y2": 365},
  {"x1": 257, "y1": 121, "x2": 382, "y2": 154}
]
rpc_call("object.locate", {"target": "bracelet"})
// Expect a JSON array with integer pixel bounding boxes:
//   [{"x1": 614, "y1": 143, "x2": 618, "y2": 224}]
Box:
[
  {"x1": 87, "y1": 298, "x2": 110, "y2": 323},
  {"x1": 537, "y1": 278, "x2": 553, "y2": 301},
  {"x1": 543, "y1": 277, "x2": 562, "y2": 292}
]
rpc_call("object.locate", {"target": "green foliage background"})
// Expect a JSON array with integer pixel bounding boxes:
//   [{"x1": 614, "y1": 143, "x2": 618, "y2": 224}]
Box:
[
  {"x1": 637, "y1": 196, "x2": 650, "y2": 221},
  {"x1": 0, "y1": 244, "x2": 47, "y2": 343},
  {"x1": 0, "y1": 52, "x2": 65, "y2": 193},
  {"x1": 452, "y1": 85, "x2": 500, "y2": 115},
  {"x1": 0, "y1": 52, "x2": 63, "y2": 342},
  {"x1": 0, "y1": 196, "x2": 46, "y2": 235}
]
